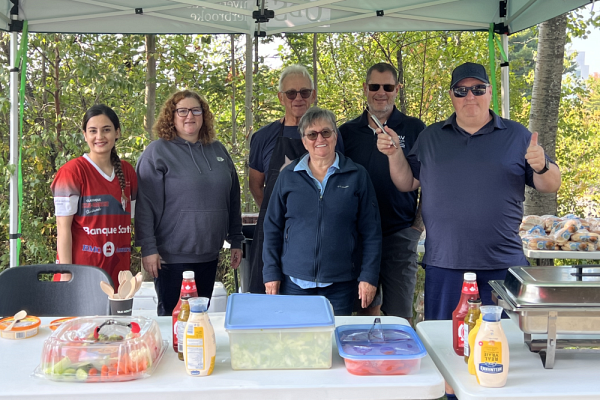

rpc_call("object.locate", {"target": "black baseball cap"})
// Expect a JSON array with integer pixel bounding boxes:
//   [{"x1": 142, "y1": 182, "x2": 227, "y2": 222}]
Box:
[{"x1": 450, "y1": 62, "x2": 489, "y2": 88}]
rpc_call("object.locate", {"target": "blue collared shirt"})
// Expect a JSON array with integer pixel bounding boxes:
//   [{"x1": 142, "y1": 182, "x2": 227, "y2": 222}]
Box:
[{"x1": 290, "y1": 152, "x2": 339, "y2": 289}]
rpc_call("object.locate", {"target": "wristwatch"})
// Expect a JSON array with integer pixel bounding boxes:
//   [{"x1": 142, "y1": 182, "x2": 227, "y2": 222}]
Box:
[{"x1": 534, "y1": 158, "x2": 550, "y2": 174}]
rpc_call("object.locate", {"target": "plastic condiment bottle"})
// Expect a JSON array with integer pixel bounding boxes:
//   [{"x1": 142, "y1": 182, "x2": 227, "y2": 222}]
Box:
[
  {"x1": 474, "y1": 306, "x2": 509, "y2": 387},
  {"x1": 183, "y1": 297, "x2": 216, "y2": 376},
  {"x1": 177, "y1": 297, "x2": 191, "y2": 361},
  {"x1": 463, "y1": 298, "x2": 482, "y2": 363},
  {"x1": 172, "y1": 271, "x2": 198, "y2": 352},
  {"x1": 468, "y1": 314, "x2": 482, "y2": 375},
  {"x1": 452, "y1": 272, "x2": 479, "y2": 356}
]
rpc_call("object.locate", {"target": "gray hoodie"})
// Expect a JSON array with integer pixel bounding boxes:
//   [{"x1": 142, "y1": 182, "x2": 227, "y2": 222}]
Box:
[{"x1": 135, "y1": 136, "x2": 243, "y2": 264}]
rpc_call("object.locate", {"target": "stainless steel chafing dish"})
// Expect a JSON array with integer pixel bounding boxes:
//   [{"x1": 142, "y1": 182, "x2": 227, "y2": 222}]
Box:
[{"x1": 490, "y1": 266, "x2": 600, "y2": 369}]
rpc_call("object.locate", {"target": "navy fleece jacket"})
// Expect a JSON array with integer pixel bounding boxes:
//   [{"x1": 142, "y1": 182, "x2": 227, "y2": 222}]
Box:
[{"x1": 262, "y1": 152, "x2": 382, "y2": 286}]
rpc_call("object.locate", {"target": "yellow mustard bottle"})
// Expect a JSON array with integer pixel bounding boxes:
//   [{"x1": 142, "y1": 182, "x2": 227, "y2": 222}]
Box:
[
  {"x1": 177, "y1": 297, "x2": 191, "y2": 361},
  {"x1": 183, "y1": 297, "x2": 216, "y2": 376},
  {"x1": 468, "y1": 314, "x2": 483, "y2": 375},
  {"x1": 463, "y1": 298, "x2": 482, "y2": 363}
]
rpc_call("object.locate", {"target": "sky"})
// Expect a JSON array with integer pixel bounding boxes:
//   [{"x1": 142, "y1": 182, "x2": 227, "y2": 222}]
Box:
[{"x1": 569, "y1": 3, "x2": 600, "y2": 76}]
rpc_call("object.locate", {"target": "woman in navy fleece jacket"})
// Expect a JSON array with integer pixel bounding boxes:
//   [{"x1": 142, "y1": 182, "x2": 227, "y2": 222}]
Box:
[{"x1": 262, "y1": 107, "x2": 382, "y2": 315}]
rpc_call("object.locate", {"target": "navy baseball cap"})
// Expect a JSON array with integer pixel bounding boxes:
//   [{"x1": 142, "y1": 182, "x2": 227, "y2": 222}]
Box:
[{"x1": 450, "y1": 62, "x2": 489, "y2": 88}]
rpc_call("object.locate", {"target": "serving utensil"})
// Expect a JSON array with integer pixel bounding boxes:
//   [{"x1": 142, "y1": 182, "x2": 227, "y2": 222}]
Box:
[
  {"x1": 5, "y1": 310, "x2": 27, "y2": 331},
  {"x1": 368, "y1": 110, "x2": 397, "y2": 149}
]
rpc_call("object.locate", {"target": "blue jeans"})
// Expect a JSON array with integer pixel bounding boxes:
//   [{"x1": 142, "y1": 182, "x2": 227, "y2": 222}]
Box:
[
  {"x1": 154, "y1": 260, "x2": 218, "y2": 316},
  {"x1": 280, "y1": 275, "x2": 357, "y2": 316}
]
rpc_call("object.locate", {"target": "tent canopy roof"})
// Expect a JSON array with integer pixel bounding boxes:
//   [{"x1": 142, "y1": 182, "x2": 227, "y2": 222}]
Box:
[{"x1": 1, "y1": 0, "x2": 591, "y2": 36}]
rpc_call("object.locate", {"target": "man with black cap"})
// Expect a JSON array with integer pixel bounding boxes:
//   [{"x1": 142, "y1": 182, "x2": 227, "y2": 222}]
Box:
[{"x1": 376, "y1": 62, "x2": 561, "y2": 321}]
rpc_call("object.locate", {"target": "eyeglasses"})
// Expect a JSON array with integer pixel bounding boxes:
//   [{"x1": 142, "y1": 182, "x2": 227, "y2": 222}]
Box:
[
  {"x1": 367, "y1": 84, "x2": 396, "y2": 92},
  {"x1": 304, "y1": 128, "x2": 334, "y2": 141},
  {"x1": 176, "y1": 107, "x2": 203, "y2": 117},
  {"x1": 282, "y1": 89, "x2": 313, "y2": 100},
  {"x1": 452, "y1": 84, "x2": 489, "y2": 98}
]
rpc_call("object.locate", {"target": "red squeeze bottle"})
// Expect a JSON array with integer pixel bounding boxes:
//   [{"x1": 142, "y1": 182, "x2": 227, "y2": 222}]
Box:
[
  {"x1": 452, "y1": 272, "x2": 479, "y2": 356},
  {"x1": 172, "y1": 271, "x2": 198, "y2": 352}
]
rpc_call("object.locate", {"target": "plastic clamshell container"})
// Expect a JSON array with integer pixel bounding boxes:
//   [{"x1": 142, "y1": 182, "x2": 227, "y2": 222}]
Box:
[
  {"x1": 34, "y1": 316, "x2": 168, "y2": 382},
  {"x1": 335, "y1": 324, "x2": 427, "y2": 375},
  {"x1": 0, "y1": 316, "x2": 41, "y2": 340},
  {"x1": 225, "y1": 293, "x2": 334, "y2": 370}
]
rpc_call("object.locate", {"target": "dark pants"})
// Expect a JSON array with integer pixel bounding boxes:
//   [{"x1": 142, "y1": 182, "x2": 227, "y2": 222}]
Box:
[
  {"x1": 154, "y1": 259, "x2": 219, "y2": 316},
  {"x1": 423, "y1": 265, "x2": 508, "y2": 321},
  {"x1": 280, "y1": 275, "x2": 358, "y2": 316}
]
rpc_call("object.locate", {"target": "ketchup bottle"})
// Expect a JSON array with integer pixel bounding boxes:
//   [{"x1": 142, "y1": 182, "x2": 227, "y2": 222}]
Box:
[
  {"x1": 172, "y1": 271, "x2": 198, "y2": 352},
  {"x1": 452, "y1": 272, "x2": 479, "y2": 356}
]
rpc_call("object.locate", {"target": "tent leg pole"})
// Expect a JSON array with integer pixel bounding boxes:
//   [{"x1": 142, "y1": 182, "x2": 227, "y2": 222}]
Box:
[
  {"x1": 245, "y1": 33, "x2": 253, "y2": 136},
  {"x1": 501, "y1": 34, "x2": 510, "y2": 119},
  {"x1": 9, "y1": 31, "x2": 19, "y2": 268}
]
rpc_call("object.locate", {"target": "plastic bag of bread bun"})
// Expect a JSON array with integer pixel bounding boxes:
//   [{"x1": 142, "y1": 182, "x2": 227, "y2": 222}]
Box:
[
  {"x1": 560, "y1": 242, "x2": 597, "y2": 252},
  {"x1": 524, "y1": 236, "x2": 556, "y2": 250},
  {"x1": 571, "y1": 230, "x2": 600, "y2": 243},
  {"x1": 550, "y1": 227, "x2": 573, "y2": 244},
  {"x1": 551, "y1": 219, "x2": 582, "y2": 235},
  {"x1": 526, "y1": 225, "x2": 546, "y2": 236},
  {"x1": 520, "y1": 215, "x2": 543, "y2": 232},
  {"x1": 589, "y1": 218, "x2": 600, "y2": 234},
  {"x1": 540, "y1": 215, "x2": 560, "y2": 233}
]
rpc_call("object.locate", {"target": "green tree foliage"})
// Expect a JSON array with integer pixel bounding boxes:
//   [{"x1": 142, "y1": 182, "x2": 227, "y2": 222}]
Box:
[{"x1": 1, "y1": 11, "x2": 599, "y2": 273}]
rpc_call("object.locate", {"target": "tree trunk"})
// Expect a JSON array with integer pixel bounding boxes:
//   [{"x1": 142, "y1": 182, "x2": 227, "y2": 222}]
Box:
[
  {"x1": 526, "y1": 13, "x2": 567, "y2": 267},
  {"x1": 144, "y1": 34, "x2": 156, "y2": 140},
  {"x1": 396, "y1": 47, "x2": 406, "y2": 114},
  {"x1": 313, "y1": 33, "x2": 318, "y2": 106},
  {"x1": 526, "y1": 13, "x2": 567, "y2": 218}
]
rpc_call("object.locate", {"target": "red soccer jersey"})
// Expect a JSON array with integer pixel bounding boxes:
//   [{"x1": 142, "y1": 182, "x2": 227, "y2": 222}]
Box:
[{"x1": 51, "y1": 155, "x2": 137, "y2": 290}]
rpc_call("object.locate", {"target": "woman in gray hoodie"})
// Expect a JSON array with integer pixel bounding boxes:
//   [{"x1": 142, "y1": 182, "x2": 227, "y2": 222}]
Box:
[{"x1": 135, "y1": 90, "x2": 243, "y2": 316}]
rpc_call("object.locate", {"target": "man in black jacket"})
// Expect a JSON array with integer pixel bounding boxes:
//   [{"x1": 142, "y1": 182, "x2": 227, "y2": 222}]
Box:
[{"x1": 340, "y1": 63, "x2": 425, "y2": 321}]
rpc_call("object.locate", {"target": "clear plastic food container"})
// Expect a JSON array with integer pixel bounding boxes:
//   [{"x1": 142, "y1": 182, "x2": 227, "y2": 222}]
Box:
[
  {"x1": 34, "y1": 316, "x2": 168, "y2": 382},
  {"x1": 335, "y1": 324, "x2": 427, "y2": 375},
  {"x1": 0, "y1": 316, "x2": 41, "y2": 340},
  {"x1": 225, "y1": 293, "x2": 334, "y2": 370}
]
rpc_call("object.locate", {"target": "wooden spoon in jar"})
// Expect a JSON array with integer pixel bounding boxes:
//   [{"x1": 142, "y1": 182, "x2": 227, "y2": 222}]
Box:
[
  {"x1": 100, "y1": 281, "x2": 115, "y2": 299},
  {"x1": 117, "y1": 279, "x2": 132, "y2": 300},
  {"x1": 5, "y1": 310, "x2": 27, "y2": 331}
]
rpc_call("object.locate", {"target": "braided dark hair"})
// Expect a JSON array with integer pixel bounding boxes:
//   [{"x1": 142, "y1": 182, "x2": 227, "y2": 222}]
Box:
[{"x1": 82, "y1": 104, "x2": 126, "y2": 193}]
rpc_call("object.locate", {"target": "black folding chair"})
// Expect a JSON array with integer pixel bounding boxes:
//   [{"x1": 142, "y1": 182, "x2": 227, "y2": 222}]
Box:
[{"x1": 0, "y1": 264, "x2": 112, "y2": 317}]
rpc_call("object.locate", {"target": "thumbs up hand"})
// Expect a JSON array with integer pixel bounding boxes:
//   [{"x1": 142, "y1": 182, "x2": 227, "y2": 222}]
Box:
[{"x1": 525, "y1": 132, "x2": 546, "y2": 173}]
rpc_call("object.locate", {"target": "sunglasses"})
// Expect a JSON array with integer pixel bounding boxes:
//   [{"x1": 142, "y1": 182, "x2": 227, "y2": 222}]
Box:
[
  {"x1": 452, "y1": 84, "x2": 489, "y2": 98},
  {"x1": 304, "y1": 128, "x2": 334, "y2": 141},
  {"x1": 367, "y1": 84, "x2": 396, "y2": 92},
  {"x1": 282, "y1": 89, "x2": 313, "y2": 100},
  {"x1": 176, "y1": 107, "x2": 203, "y2": 117}
]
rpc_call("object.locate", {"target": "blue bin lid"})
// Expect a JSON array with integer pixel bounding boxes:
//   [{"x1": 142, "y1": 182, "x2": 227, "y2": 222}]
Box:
[
  {"x1": 225, "y1": 293, "x2": 334, "y2": 330},
  {"x1": 335, "y1": 324, "x2": 427, "y2": 360}
]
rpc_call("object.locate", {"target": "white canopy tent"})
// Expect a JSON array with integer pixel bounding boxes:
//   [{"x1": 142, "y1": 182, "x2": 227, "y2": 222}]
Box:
[{"x1": 2, "y1": 0, "x2": 591, "y2": 267}]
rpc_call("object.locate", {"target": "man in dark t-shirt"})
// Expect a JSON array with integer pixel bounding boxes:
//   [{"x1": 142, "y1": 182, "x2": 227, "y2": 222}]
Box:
[
  {"x1": 376, "y1": 62, "x2": 562, "y2": 322},
  {"x1": 340, "y1": 62, "x2": 425, "y2": 321}
]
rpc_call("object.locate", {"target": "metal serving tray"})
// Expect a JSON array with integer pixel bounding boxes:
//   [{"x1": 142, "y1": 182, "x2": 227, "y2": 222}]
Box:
[
  {"x1": 490, "y1": 266, "x2": 600, "y2": 368},
  {"x1": 501, "y1": 266, "x2": 600, "y2": 308}
]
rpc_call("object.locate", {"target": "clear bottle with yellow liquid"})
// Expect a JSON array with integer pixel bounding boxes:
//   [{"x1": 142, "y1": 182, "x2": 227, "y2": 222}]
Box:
[
  {"x1": 183, "y1": 297, "x2": 216, "y2": 376},
  {"x1": 463, "y1": 298, "x2": 481, "y2": 363},
  {"x1": 177, "y1": 296, "x2": 191, "y2": 361}
]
